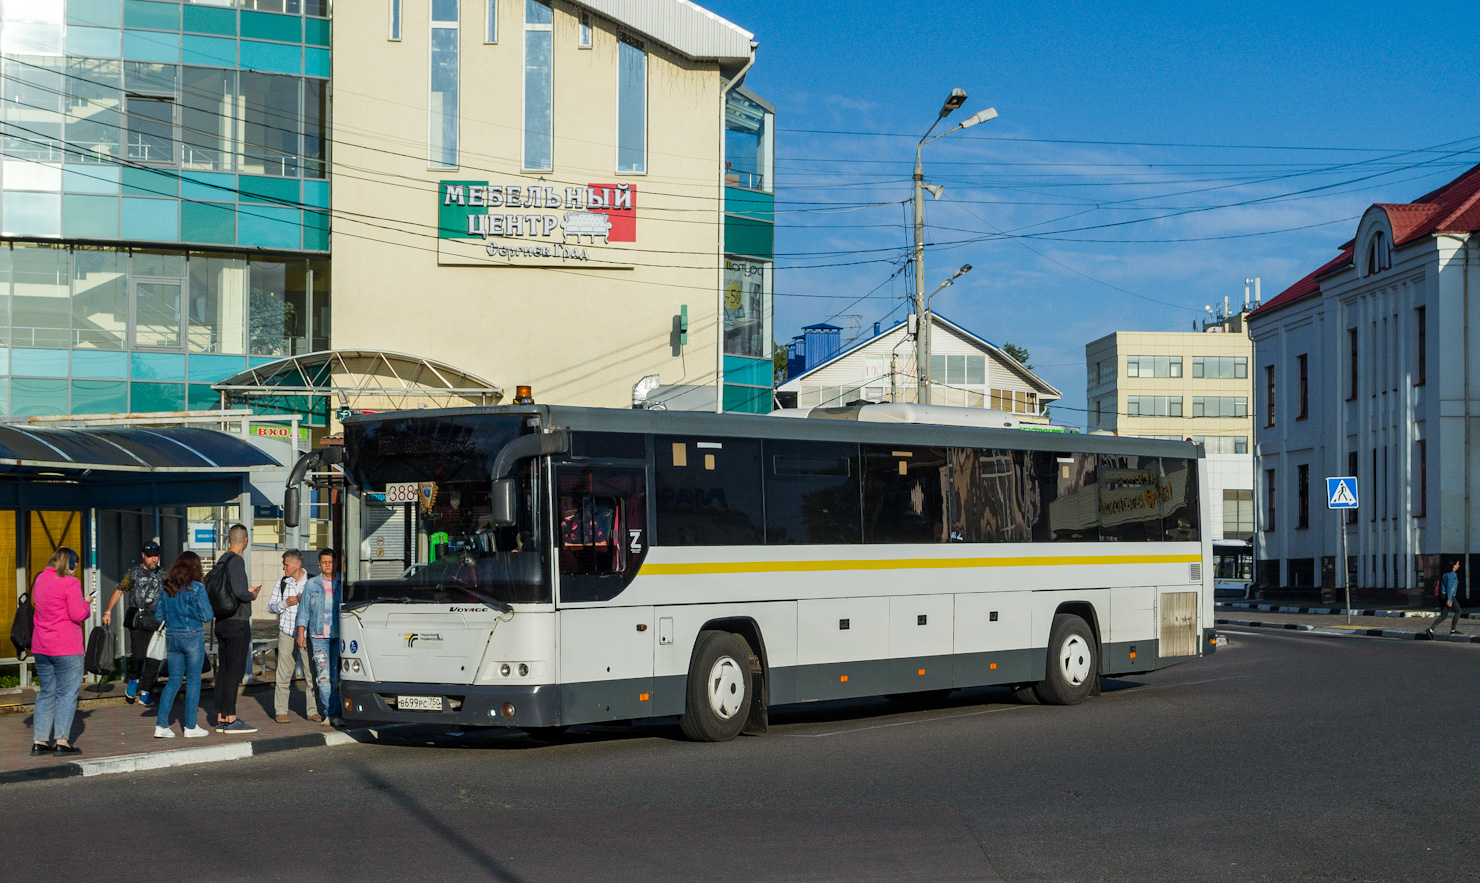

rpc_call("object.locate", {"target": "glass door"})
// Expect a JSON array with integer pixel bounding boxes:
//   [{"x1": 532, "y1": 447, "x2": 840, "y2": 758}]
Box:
[{"x1": 131, "y1": 277, "x2": 184, "y2": 348}]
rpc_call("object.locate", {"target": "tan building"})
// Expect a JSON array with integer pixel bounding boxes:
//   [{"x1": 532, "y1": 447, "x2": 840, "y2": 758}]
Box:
[
  {"x1": 331, "y1": 0, "x2": 772, "y2": 412},
  {"x1": 1085, "y1": 314, "x2": 1255, "y2": 540}
]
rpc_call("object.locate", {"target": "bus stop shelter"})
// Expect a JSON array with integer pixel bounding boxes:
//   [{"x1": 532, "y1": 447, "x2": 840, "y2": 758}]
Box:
[{"x1": 0, "y1": 425, "x2": 281, "y2": 679}]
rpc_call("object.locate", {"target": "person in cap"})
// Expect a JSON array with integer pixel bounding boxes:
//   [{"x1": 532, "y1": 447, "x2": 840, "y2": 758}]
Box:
[{"x1": 102, "y1": 541, "x2": 167, "y2": 706}]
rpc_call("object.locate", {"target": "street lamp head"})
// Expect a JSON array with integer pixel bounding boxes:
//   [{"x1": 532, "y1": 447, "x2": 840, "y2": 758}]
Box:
[
  {"x1": 956, "y1": 264, "x2": 973, "y2": 277},
  {"x1": 958, "y1": 107, "x2": 998, "y2": 130},
  {"x1": 939, "y1": 88, "x2": 968, "y2": 118}
]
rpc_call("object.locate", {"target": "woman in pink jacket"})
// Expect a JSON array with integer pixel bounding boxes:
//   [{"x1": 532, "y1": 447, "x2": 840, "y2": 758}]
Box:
[{"x1": 31, "y1": 547, "x2": 90, "y2": 755}]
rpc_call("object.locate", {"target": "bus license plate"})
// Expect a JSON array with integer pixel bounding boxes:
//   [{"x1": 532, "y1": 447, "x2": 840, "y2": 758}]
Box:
[{"x1": 398, "y1": 695, "x2": 443, "y2": 712}]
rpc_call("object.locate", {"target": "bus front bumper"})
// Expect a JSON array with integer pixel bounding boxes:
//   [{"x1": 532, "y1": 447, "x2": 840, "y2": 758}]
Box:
[{"x1": 342, "y1": 680, "x2": 562, "y2": 728}]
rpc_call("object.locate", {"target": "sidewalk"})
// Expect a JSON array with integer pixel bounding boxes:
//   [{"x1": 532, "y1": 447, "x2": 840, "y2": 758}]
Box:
[
  {"x1": 1215, "y1": 607, "x2": 1480, "y2": 643},
  {"x1": 1219, "y1": 601, "x2": 1478, "y2": 619}
]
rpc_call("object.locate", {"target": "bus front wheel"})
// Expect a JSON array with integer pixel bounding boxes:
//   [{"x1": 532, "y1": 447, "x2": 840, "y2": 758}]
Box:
[
  {"x1": 679, "y1": 630, "x2": 753, "y2": 742},
  {"x1": 1034, "y1": 614, "x2": 1098, "y2": 706}
]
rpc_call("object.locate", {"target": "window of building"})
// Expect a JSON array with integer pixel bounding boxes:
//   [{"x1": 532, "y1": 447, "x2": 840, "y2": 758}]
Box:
[
  {"x1": 1347, "y1": 451, "x2": 1358, "y2": 525},
  {"x1": 722, "y1": 257, "x2": 769, "y2": 359},
  {"x1": 1370, "y1": 449, "x2": 1377, "y2": 522},
  {"x1": 1126, "y1": 395, "x2": 1182, "y2": 418},
  {"x1": 239, "y1": 72, "x2": 301, "y2": 177},
  {"x1": 5, "y1": 56, "x2": 64, "y2": 164},
  {"x1": 763, "y1": 440, "x2": 861, "y2": 544},
  {"x1": 725, "y1": 90, "x2": 772, "y2": 193},
  {"x1": 524, "y1": 0, "x2": 554, "y2": 171},
  {"x1": 617, "y1": 38, "x2": 646, "y2": 173},
  {"x1": 1415, "y1": 438, "x2": 1427, "y2": 518},
  {"x1": 188, "y1": 254, "x2": 247, "y2": 354},
  {"x1": 126, "y1": 95, "x2": 174, "y2": 165},
  {"x1": 1348, "y1": 328, "x2": 1358, "y2": 399},
  {"x1": 67, "y1": 58, "x2": 122, "y2": 164},
  {"x1": 1125, "y1": 355, "x2": 1182, "y2": 378},
  {"x1": 1222, "y1": 489, "x2": 1254, "y2": 542},
  {"x1": 1366, "y1": 230, "x2": 1390, "y2": 275},
  {"x1": 655, "y1": 437, "x2": 764, "y2": 545},
  {"x1": 180, "y1": 67, "x2": 236, "y2": 173},
  {"x1": 1191, "y1": 356, "x2": 1247, "y2": 379},
  {"x1": 1264, "y1": 365, "x2": 1275, "y2": 426},
  {"x1": 429, "y1": 0, "x2": 459, "y2": 169},
  {"x1": 1097, "y1": 360, "x2": 1116, "y2": 385},
  {"x1": 1297, "y1": 464, "x2": 1309, "y2": 529},
  {"x1": 1297, "y1": 354, "x2": 1308, "y2": 419},
  {"x1": 1192, "y1": 436, "x2": 1249, "y2": 455},
  {"x1": 1191, "y1": 396, "x2": 1246, "y2": 418},
  {"x1": 579, "y1": 11, "x2": 592, "y2": 47},
  {"x1": 487, "y1": 0, "x2": 500, "y2": 43},
  {"x1": 72, "y1": 248, "x2": 127, "y2": 350},
  {"x1": 1264, "y1": 468, "x2": 1276, "y2": 530},
  {"x1": 1416, "y1": 306, "x2": 1426, "y2": 386},
  {"x1": 390, "y1": 0, "x2": 402, "y2": 40}
]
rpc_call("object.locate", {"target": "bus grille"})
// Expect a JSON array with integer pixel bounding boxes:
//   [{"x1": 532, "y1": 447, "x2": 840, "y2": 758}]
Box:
[{"x1": 1189, "y1": 562, "x2": 1202, "y2": 582}]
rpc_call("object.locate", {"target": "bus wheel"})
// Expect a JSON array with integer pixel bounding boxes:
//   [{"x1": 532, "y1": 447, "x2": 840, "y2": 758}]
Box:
[
  {"x1": 1035, "y1": 614, "x2": 1098, "y2": 706},
  {"x1": 1012, "y1": 685, "x2": 1042, "y2": 705},
  {"x1": 679, "y1": 630, "x2": 752, "y2": 742}
]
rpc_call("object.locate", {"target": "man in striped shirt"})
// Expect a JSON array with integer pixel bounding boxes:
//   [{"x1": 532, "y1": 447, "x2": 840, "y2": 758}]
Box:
[{"x1": 267, "y1": 550, "x2": 320, "y2": 724}]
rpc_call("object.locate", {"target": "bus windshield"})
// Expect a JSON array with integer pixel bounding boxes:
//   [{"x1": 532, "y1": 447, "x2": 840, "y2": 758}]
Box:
[{"x1": 344, "y1": 414, "x2": 550, "y2": 607}]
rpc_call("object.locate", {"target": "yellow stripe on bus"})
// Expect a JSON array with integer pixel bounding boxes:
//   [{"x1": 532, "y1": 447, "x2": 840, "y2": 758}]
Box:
[{"x1": 640, "y1": 553, "x2": 1200, "y2": 577}]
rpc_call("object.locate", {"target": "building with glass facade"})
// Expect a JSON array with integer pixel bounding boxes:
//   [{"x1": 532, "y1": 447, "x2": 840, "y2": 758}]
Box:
[{"x1": 0, "y1": 0, "x2": 330, "y2": 417}]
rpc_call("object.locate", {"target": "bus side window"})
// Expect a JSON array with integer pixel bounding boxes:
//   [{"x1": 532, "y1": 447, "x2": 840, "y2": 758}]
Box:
[{"x1": 557, "y1": 466, "x2": 648, "y2": 603}]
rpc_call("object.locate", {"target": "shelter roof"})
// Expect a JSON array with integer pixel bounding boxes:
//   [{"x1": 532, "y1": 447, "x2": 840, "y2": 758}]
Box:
[{"x1": 0, "y1": 425, "x2": 279, "y2": 474}]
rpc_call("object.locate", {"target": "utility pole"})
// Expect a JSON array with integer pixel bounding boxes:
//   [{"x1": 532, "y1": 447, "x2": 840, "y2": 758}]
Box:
[{"x1": 912, "y1": 89, "x2": 995, "y2": 405}]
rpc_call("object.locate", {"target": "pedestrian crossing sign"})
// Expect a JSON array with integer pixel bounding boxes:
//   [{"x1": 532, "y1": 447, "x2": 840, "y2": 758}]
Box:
[{"x1": 1326, "y1": 476, "x2": 1358, "y2": 509}]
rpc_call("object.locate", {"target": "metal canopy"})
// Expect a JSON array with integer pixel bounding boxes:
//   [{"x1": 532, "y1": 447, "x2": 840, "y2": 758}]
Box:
[
  {"x1": 0, "y1": 425, "x2": 281, "y2": 475},
  {"x1": 212, "y1": 350, "x2": 503, "y2": 411}
]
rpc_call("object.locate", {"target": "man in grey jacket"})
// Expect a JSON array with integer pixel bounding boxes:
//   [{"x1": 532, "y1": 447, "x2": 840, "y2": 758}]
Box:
[
  {"x1": 213, "y1": 523, "x2": 260, "y2": 733},
  {"x1": 1426, "y1": 559, "x2": 1465, "y2": 638}
]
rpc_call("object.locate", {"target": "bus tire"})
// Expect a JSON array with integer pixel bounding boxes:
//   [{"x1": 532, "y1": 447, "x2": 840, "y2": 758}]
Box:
[
  {"x1": 1034, "y1": 614, "x2": 1098, "y2": 706},
  {"x1": 1012, "y1": 684, "x2": 1042, "y2": 705},
  {"x1": 679, "y1": 630, "x2": 752, "y2": 742}
]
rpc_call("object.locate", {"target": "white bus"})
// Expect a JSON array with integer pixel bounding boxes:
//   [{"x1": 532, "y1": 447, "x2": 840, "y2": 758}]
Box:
[
  {"x1": 1212, "y1": 539, "x2": 1254, "y2": 600},
  {"x1": 289, "y1": 403, "x2": 1213, "y2": 742}
]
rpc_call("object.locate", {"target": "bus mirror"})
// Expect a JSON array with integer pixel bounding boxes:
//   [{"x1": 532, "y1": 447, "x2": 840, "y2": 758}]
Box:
[
  {"x1": 491, "y1": 479, "x2": 517, "y2": 526},
  {"x1": 283, "y1": 486, "x2": 301, "y2": 528}
]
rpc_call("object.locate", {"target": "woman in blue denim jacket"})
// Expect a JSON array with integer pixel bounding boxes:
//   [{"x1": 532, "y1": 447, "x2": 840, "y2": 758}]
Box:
[
  {"x1": 153, "y1": 551, "x2": 215, "y2": 739},
  {"x1": 296, "y1": 549, "x2": 342, "y2": 725}
]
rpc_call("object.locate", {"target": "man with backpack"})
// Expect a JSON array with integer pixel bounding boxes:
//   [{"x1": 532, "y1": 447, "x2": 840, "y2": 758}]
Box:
[
  {"x1": 208, "y1": 524, "x2": 260, "y2": 733},
  {"x1": 101, "y1": 542, "x2": 166, "y2": 706},
  {"x1": 1425, "y1": 559, "x2": 1465, "y2": 638}
]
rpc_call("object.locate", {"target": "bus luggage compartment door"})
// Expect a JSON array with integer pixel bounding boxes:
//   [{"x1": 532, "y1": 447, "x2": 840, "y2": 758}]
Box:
[{"x1": 558, "y1": 607, "x2": 654, "y2": 723}]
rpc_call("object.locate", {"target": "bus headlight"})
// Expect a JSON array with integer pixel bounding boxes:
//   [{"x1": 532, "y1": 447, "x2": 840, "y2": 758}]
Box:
[
  {"x1": 518, "y1": 663, "x2": 529, "y2": 677},
  {"x1": 500, "y1": 663, "x2": 512, "y2": 677},
  {"x1": 351, "y1": 659, "x2": 362, "y2": 673}
]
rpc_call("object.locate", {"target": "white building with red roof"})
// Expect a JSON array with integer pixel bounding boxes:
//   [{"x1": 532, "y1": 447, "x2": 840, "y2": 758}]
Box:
[{"x1": 1246, "y1": 163, "x2": 1480, "y2": 603}]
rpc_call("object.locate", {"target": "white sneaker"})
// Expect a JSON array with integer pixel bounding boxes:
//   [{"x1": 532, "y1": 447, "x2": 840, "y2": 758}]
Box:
[
  {"x1": 154, "y1": 726, "x2": 175, "y2": 739},
  {"x1": 183, "y1": 726, "x2": 209, "y2": 738}
]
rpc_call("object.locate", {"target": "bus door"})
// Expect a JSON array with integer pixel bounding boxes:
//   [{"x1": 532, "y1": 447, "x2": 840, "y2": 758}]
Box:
[{"x1": 554, "y1": 464, "x2": 654, "y2": 722}]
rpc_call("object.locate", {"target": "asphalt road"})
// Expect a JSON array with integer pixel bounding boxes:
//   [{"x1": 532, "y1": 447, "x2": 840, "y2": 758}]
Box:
[{"x1": 7, "y1": 630, "x2": 1478, "y2": 883}]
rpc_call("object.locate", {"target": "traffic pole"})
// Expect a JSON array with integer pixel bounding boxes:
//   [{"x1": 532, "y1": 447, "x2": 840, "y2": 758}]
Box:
[{"x1": 1342, "y1": 513, "x2": 1351, "y2": 625}]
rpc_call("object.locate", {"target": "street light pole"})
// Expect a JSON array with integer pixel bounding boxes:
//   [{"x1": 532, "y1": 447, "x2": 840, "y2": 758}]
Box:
[{"x1": 912, "y1": 90, "x2": 996, "y2": 405}]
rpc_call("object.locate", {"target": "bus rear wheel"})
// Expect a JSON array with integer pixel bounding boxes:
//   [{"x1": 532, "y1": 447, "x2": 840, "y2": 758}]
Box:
[
  {"x1": 1034, "y1": 614, "x2": 1098, "y2": 706},
  {"x1": 679, "y1": 630, "x2": 752, "y2": 742}
]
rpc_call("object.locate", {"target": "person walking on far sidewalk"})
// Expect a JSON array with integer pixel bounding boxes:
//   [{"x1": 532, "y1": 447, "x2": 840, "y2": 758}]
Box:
[
  {"x1": 101, "y1": 542, "x2": 166, "y2": 707},
  {"x1": 30, "y1": 547, "x2": 90, "y2": 756},
  {"x1": 298, "y1": 548, "x2": 343, "y2": 726},
  {"x1": 267, "y1": 550, "x2": 320, "y2": 724},
  {"x1": 1426, "y1": 560, "x2": 1465, "y2": 638},
  {"x1": 211, "y1": 524, "x2": 260, "y2": 734},
  {"x1": 153, "y1": 552, "x2": 214, "y2": 739}
]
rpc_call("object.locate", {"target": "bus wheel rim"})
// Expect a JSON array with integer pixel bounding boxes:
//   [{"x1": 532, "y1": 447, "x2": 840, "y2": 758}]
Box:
[
  {"x1": 707, "y1": 656, "x2": 746, "y2": 720},
  {"x1": 1060, "y1": 635, "x2": 1091, "y2": 686}
]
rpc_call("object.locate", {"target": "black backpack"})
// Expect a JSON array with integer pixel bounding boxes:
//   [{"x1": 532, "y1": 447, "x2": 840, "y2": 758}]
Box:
[
  {"x1": 84, "y1": 625, "x2": 114, "y2": 675},
  {"x1": 206, "y1": 552, "x2": 240, "y2": 619},
  {"x1": 9, "y1": 589, "x2": 34, "y2": 660}
]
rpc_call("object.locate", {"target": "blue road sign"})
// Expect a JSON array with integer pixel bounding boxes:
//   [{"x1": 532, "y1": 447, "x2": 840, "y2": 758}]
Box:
[{"x1": 1326, "y1": 476, "x2": 1359, "y2": 509}]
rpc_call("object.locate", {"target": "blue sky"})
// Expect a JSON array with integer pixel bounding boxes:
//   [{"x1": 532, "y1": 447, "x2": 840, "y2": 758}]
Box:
[{"x1": 702, "y1": 0, "x2": 1480, "y2": 423}]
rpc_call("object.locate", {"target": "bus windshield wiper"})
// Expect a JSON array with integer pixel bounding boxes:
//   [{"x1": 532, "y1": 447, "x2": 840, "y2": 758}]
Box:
[
  {"x1": 343, "y1": 596, "x2": 416, "y2": 611},
  {"x1": 438, "y1": 584, "x2": 513, "y2": 615}
]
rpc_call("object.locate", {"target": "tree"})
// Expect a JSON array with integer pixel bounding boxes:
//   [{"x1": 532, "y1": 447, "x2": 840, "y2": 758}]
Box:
[
  {"x1": 773, "y1": 344, "x2": 789, "y2": 384},
  {"x1": 1002, "y1": 343, "x2": 1032, "y2": 369}
]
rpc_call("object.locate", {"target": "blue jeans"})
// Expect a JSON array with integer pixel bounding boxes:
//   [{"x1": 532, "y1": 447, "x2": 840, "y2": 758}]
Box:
[
  {"x1": 157, "y1": 632, "x2": 205, "y2": 729},
  {"x1": 309, "y1": 636, "x2": 339, "y2": 718},
  {"x1": 33, "y1": 654, "x2": 84, "y2": 743}
]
